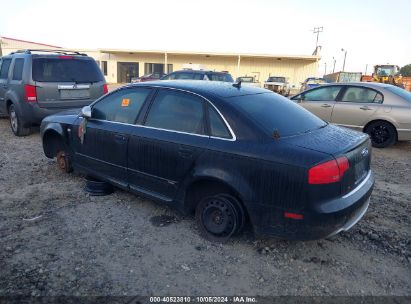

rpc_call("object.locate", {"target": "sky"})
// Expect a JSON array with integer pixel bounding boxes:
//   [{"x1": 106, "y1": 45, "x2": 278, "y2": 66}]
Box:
[{"x1": 1, "y1": 0, "x2": 410, "y2": 74}]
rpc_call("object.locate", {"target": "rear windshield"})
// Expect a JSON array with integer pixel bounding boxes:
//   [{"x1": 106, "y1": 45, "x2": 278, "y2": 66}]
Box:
[
  {"x1": 207, "y1": 73, "x2": 234, "y2": 82},
  {"x1": 32, "y1": 58, "x2": 104, "y2": 82},
  {"x1": 268, "y1": 77, "x2": 285, "y2": 83},
  {"x1": 385, "y1": 85, "x2": 411, "y2": 102},
  {"x1": 231, "y1": 92, "x2": 326, "y2": 137}
]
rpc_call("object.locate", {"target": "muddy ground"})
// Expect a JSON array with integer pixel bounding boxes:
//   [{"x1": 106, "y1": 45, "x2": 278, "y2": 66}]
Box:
[{"x1": 0, "y1": 118, "x2": 410, "y2": 296}]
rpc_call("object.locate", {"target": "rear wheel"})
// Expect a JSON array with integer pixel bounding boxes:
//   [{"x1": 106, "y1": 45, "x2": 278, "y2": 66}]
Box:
[
  {"x1": 195, "y1": 194, "x2": 244, "y2": 242},
  {"x1": 56, "y1": 150, "x2": 73, "y2": 173},
  {"x1": 9, "y1": 104, "x2": 31, "y2": 136},
  {"x1": 365, "y1": 121, "x2": 396, "y2": 148}
]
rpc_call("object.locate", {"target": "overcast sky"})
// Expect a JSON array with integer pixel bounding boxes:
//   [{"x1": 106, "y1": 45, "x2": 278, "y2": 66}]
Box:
[{"x1": 1, "y1": 0, "x2": 410, "y2": 74}]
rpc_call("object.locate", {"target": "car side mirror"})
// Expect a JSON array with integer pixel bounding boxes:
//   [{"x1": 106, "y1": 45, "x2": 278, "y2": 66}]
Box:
[{"x1": 80, "y1": 106, "x2": 92, "y2": 119}]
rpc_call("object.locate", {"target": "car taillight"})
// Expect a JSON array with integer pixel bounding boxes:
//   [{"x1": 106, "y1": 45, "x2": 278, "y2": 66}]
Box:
[
  {"x1": 308, "y1": 156, "x2": 349, "y2": 184},
  {"x1": 24, "y1": 85, "x2": 37, "y2": 102},
  {"x1": 103, "y1": 84, "x2": 108, "y2": 94}
]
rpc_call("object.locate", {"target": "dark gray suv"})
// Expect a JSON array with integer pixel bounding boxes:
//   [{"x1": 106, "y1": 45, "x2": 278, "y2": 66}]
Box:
[{"x1": 0, "y1": 50, "x2": 107, "y2": 136}]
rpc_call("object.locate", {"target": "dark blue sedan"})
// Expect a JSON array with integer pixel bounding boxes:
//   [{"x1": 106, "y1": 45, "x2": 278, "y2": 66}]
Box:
[{"x1": 41, "y1": 81, "x2": 374, "y2": 242}]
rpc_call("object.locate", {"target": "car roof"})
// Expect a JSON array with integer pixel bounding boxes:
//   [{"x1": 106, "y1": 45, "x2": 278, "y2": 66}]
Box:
[
  {"x1": 127, "y1": 80, "x2": 267, "y2": 98},
  {"x1": 172, "y1": 70, "x2": 228, "y2": 75},
  {"x1": 318, "y1": 82, "x2": 391, "y2": 89}
]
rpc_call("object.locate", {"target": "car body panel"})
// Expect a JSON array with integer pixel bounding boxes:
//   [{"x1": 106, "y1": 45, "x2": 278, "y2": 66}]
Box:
[{"x1": 41, "y1": 81, "x2": 374, "y2": 240}]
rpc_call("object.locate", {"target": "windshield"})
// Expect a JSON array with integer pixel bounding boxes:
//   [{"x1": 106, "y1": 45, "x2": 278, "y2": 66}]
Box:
[
  {"x1": 32, "y1": 58, "x2": 104, "y2": 82},
  {"x1": 376, "y1": 66, "x2": 396, "y2": 76},
  {"x1": 307, "y1": 78, "x2": 326, "y2": 84},
  {"x1": 385, "y1": 86, "x2": 411, "y2": 102},
  {"x1": 237, "y1": 77, "x2": 254, "y2": 82},
  {"x1": 232, "y1": 92, "x2": 326, "y2": 137},
  {"x1": 267, "y1": 77, "x2": 285, "y2": 83},
  {"x1": 207, "y1": 73, "x2": 234, "y2": 82}
]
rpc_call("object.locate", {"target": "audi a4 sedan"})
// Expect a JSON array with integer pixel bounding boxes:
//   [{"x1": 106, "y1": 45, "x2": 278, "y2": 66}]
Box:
[
  {"x1": 291, "y1": 82, "x2": 411, "y2": 148},
  {"x1": 41, "y1": 81, "x2": 374, "y2": 242}
]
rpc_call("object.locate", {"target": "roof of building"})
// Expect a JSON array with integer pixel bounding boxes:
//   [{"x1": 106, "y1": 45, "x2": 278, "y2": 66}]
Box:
[{"x1": 0, "y1": 36, "x2": 62, "y2": 48}]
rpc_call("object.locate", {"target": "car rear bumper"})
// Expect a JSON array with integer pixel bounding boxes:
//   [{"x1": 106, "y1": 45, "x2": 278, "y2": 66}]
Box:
[
  {"x1": 249, "y1": 171, "x2": 375, "y2": 240},
  {"x1": 21, "y1": 101, "x2": 93, "y2": 125}
]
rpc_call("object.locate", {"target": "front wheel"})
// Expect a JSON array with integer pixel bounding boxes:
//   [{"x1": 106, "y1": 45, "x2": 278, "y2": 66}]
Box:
[
  {"x1": 9, "y1": 104, "x2": 31, "y2": 136},
  {"x1": 365, "y1": 121, "x2": 396, "y2": 148},
  {"x1": 195, "y1": 194, "x2": 244, "y2": 242}
]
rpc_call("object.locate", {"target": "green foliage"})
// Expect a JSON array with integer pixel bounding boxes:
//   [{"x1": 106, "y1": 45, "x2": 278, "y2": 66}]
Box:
[{"x1": 400, "y1": 64, "x2": 411, "y2": 77}]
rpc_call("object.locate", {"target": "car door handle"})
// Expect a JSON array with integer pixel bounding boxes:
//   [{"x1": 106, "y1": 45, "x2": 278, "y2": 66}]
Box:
[
  {"x1": 179, "y1": 147, "x2": 193, "y2": 158},
  {"x1": 114, "y1": 134, "x2": 127, "y2": 143},
  {"x1": 360, "y1": 106, "x2": 373, "y2": 111},
  {"x1": 321, "y1": 104, "x2": 332, "y2": 108}
]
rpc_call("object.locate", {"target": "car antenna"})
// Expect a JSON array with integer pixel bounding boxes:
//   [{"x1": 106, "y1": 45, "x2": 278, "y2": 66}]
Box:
[{"x1": 232, "y1": 81, "x2": 242, "y2": 89}]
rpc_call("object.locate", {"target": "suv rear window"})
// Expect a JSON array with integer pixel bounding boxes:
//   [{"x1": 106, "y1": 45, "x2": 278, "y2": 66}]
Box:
[
  {"x1": 32, "y1": 58, "x2": 103, "y2": 83},
  {"x1": 232, "y1": 92, "x2": 326, "y2": 137}
]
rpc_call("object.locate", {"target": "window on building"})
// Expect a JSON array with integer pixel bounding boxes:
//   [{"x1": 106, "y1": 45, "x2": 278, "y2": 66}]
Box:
[
  {"x1": 102, "y1": 61, "x2": 108, "y2": 76},
  {"x1": 12, "y1": 59, "x2": 24, "y2": 81},
  {"x1": 145, "y1": 63, "x2": 165, "y2": 74},
  {"x1": 0, "y1": 58, "x2": 12, "y2": 79},
  {"x1": 167, "y1": 64, "x2": 173, "y2": 73}
]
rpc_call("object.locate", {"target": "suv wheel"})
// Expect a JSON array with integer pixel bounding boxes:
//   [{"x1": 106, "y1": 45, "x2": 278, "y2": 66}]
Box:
[
  {"x1": 195, "y1": 194, "x2": 244, "y2": 242},
  {"x1": 9, "y1": 104, "x2": 31, "y2": 136},
  {"x1": 365, "y1": 121, "x2": 396, "y2": 148}
]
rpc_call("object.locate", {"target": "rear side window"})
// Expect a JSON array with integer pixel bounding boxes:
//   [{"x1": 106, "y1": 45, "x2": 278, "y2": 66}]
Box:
[
  {"x1": 233, "y1": 92, "x2": 326, "y2": 137},
  {"x1": 32, "y1": 58, "x2": 103, "y2": 82},
  {"x1": 145, "y1": 90, "x2": 205, "y2": 134},
  {"x1": 208, "y1": 106, "x2": 231, "y2": 139},
  {"x1": 206, "y1": 73, "x2": 234, "y2": 82},
  {"x1": 92, "y1": 88, "x2": 151, "y2": 124},
  {"x1": 341, "y1": 87, "x2": 383, "y2": 103},
  {"x1": 0, "y1": 59, "x2": 12, "y2": 79},
  {"x1": 303, "y1": 86, "x2": 342, "y2": 101},
  {"x1": 12, "y1": 59, "x2": 24, "y2": 81}
]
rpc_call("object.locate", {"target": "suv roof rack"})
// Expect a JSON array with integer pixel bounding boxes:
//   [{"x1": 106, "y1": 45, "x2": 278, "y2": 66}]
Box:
[{"x1": 11, "y1": 49, "x2": 88, "y2": 56}]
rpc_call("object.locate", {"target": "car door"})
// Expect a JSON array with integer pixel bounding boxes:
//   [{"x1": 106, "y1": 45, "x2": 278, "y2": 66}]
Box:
[
  {"x1": 294, "y1": 86, "x2": 342, "y2": 121},
  {"x1": 331, "y1": 86, "x2": 383, "y2": 129},
  {"x1": 73, "y1": 87, "x2": 152, "y2": 186},
  {"x1": 127, "y1": 88, "x2": 209, "y2": 201},
  {"x1": 0, "y1": 58, "x2": 12, "y2": 115}
]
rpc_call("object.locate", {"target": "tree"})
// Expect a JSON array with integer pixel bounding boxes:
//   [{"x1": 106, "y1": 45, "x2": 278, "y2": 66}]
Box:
[{"x1": 400, "y1": 64, "x2": 411, "y2": 77}]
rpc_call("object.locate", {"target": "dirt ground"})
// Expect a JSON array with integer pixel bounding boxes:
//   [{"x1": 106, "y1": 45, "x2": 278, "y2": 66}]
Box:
[{"x1": 0, "y1": 117, "x2": 410, "y2": 297}]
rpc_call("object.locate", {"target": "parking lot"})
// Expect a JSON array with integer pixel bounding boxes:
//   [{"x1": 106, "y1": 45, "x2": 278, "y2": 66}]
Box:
[{"x1": 0, "y1": 116, "x2": 410, "y2": 296}]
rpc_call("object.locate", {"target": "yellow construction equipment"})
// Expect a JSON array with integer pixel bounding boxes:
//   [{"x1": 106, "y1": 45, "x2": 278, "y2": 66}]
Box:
[{"x1": 372, "y1": 65, "x2": 404, "y2": 87}]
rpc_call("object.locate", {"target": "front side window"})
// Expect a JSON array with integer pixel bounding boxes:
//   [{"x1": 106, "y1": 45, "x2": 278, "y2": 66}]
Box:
[
  {"x1": 341, "y1": 87, "x2": 383, "y2": 103},
  {"x1": 12, "y1": 58, "x2": 24, "y2": 81},
  {"x1": 208, "y1": 106, "x2": 231, "y2": 139},
  {"x1": 0, "y1": 59, "x2": 12, "y2": 79},
  {"x1": 145, "y1": 90, "x2": 204, "y2": 134},
  {"x1": 302, "y1": 86, "x2": 342, "y2": 101},
  {"x1": 92, "y1": 88, "x2": 151, "y2": 124}
]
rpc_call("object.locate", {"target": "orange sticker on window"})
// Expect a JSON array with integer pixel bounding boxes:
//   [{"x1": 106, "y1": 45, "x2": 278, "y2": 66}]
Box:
[{"x1": 121, "y1": 98, "x2": 130, "y2": 107}]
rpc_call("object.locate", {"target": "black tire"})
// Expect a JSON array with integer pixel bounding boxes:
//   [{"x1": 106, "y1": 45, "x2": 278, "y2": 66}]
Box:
[
  {"x1": 195, "y1": 194, "x2": 244, "y2": 242},
  {"x1": 365, "y1": 121, "x2": 397, "y2": 148},
  {"x1": 8, "y1": 104, "x2": 31, "y2": 136},
  {"x1": 56, "y1": 150, "x2": 73, "y2": 173}
]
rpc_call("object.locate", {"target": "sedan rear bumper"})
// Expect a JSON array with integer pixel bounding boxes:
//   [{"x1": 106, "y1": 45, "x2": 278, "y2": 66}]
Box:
[{"x1": 249, "y1": 171, "x2": 375, "y2": 240}]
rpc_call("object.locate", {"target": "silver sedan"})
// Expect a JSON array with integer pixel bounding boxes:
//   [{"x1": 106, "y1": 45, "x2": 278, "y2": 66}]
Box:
[{"x1": 291, "y1": 82, "x2": 411, "y2": 148}]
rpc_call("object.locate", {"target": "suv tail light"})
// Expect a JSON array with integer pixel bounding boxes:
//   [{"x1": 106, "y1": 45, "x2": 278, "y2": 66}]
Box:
[
  {"x1": 308, "y1": 156, "x2": 349, "y2": 184},
  {"x1": 58, "y1": 55, "x2": 74, "y2": 59},
  {"x1": 24, "y1": 85, "x2": 37, "y2": 102},
  {"x1": 103, "y1": 84, "x2": 108, "y2": 94}
]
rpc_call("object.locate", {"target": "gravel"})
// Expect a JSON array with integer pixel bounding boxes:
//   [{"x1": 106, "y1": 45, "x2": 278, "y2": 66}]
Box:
[{"x1": 0, "y1": 118, "x2": 410, "y2": 296}]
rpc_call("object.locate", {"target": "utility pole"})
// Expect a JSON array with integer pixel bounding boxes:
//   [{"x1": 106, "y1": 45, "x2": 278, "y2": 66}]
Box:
[
  {"x1": 365, "y1": 64, "x2": 368, "y2": 75},
  {"x1": 332, "y1": 57, "x2": 336, "y2": 73},
  {"x1": 313, "y1": 27, "x2": 323, "y2": 48},
  {"x1": 341, "y1": 48, "x2": 347, "y2": 72},
  {"x1": 324, "y1": 62, "x2": 327, "y2": 76}
]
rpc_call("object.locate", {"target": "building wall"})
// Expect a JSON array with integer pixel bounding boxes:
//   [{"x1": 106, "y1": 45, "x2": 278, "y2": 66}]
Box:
[
  {"x1": 90, "y1": 51, "x2": 319, "y2": 87},
  {"x1": 1, "y1": 37, "x2": 319, "y2": 87}
]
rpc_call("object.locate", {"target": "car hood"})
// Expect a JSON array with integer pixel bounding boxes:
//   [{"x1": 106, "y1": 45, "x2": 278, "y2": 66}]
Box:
[{"x1": 282, "y1": 124, "x2": 369, "y2": 156}]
